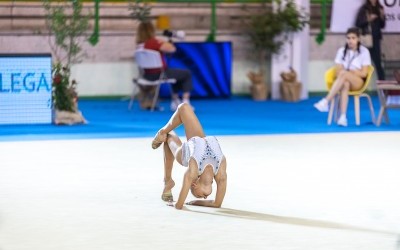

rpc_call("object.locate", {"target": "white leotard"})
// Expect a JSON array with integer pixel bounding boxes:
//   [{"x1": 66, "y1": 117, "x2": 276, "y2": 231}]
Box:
[{"x1": 181, "y1": 136, "x2": 224, "y2": 176}]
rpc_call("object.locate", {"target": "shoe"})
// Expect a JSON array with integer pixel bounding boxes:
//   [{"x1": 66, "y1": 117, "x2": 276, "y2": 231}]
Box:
[
  {"x1": 151, "y1": 130, "x2": 167, "y2": 149},
  {"x1": 161, "y1": 191, "x2": 174, "y2": 202},
  {"x1": 313, "y1": 98, "x2": 329, "y2": 112},
  {"x1": 337, "y1": 115, "x2": 348, "y2": 127},
  {"x1": 170, "y1": 99, "x2": 181, "y2": 112}
]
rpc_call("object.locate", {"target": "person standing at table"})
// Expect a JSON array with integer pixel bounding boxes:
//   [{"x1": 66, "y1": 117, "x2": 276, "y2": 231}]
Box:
[{"x1": 356, "y1": 0, "x2": 386, "y2": 80}]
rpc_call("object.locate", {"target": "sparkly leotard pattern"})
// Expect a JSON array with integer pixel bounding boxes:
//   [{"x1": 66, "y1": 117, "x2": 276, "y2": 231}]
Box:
[{"x1": 181, "y1": 136, "x2": 224, "y2": 175}]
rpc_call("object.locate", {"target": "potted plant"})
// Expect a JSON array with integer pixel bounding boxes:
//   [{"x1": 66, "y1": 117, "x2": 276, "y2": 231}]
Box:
[
  {"x1": 244, "y1": 0, "x2": 308, "y2": 101},
  {"x1": 43, "y1": 0, "x2": 94, "y2": 124},
  {"x1": 129, "y1": 0, "x2": 152, "y2": 22},
  {"x1": 278, "y1": 0, "x2": 308, "y2": 102}
]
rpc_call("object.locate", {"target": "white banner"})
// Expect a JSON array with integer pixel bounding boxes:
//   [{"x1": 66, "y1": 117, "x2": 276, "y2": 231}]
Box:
[
  {"x1": 0, "y1": 55, "x2": 52, "y2": 125},
  {"x1": 331, "y1": 0, "x2": 400, "y2": 32}
]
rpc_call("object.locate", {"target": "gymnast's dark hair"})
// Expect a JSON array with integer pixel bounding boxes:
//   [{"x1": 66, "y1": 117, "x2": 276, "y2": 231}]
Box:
[{"x1": 342, "y1": 27, "x2": 361, "y2": 60}]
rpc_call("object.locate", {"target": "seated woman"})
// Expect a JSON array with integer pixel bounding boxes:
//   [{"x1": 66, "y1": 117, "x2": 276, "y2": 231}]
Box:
[
  {"x1": 136, "y1": 21, "x2": 193, "y2": 111},
  {"x1": 151, "y1": 103, "x2": 227, "y2": 210},
  {"x1": 314, "y1": 27, "x2": 372, "y2": 127}
]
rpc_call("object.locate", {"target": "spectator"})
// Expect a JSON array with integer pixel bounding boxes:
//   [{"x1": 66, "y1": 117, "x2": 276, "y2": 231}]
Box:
[
  {"x1": 136, "y1": 21, "x2": 193, "y2": 111},
  {"x1": 314, "y1": 27, "x2": 372, "y2": 127},
  {"x1": 356, "y1": 0, "x2": 386, "y2": 80}
]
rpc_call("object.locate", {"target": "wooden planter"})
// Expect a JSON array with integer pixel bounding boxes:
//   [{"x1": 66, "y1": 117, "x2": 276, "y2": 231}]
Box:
[
  {"x1": 279, "y1": 68, "x2": 301, "y2": 102},
  {"x1": 248, "y1": 70, "x2": 268, "y2": 101},
  {"x1": 250, "y1": 83, "x2": 268, "y2": 101},
  {"x1": 280, "y1": 81, "x2": 302, "y2": 102}
]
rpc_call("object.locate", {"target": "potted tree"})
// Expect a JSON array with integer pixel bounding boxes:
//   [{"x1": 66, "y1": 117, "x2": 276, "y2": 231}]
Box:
[
  {"x1": 129, "y1": 0, "x2": 152, "y2": 22},
  {"x1": 245, "y1": 0, "x2": 308, "y2": 101},
  {"x1": 278, "y1": 0, "x2": 308, "y2": 102},
  {"x1": 43, "y1": 0, "x2": 94, "y2": 124}
]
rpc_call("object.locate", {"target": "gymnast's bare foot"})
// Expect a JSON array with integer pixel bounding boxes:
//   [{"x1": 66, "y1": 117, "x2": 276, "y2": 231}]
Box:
[
  {"x1": 151, "y1": 129, "x2": 167, "y2": 149},
  {"x1": 161, "y1": 178, "x2": 175, "y2": 202}
]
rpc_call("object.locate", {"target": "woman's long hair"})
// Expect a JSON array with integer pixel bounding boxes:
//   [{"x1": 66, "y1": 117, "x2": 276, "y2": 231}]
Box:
[
  {"x1": 342, "y1": 27, "x2": 361, "y2": 60},
  {"x1": 136, "y1": 21, "x2": 155, "y2": 44},
  {"x1": 365, "y1": 0, "x2": 383, "y2": 13}
]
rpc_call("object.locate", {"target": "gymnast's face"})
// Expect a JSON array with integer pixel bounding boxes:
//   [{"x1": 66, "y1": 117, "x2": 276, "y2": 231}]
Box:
[
  {"x1": 191, "y1": 178, "x2": 212, "y2": 199},
  {"x1": 346, "y1": 32, "x2": 359, "y2": 50}
]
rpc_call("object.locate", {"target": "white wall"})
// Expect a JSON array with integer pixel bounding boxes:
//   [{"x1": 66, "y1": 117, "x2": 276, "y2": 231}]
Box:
[
  {"x1": 1, "y1": 32, "x2": 397, "y2": 97},
  {"x1": 71, "y1": 62, "x2": 137, "y2": 96},
  {"x1": 307, "y1": 60, "x2": 334, "y2": 92},
  {"x1": 69, "y1": 59, "x2": 380, "y2": 97},
  {"x1": 72, "y1": 60, "x2": 257, "y2": 97}
]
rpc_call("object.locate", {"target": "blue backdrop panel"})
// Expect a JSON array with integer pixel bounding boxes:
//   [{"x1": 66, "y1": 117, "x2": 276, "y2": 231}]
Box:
[{"x1": 161, "y1": 42, "x2": 232, "y2": 98}]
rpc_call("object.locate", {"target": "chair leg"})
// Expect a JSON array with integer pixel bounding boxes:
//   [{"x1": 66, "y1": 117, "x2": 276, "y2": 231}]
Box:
[
  {"x1": 383, "y1": 110, "x2": 390, "y2": 124},
  {"x1": 327, "y1": 97, "x2": 336, "y2": 125},
  {"x1": 377, "y1": 107, "x2": 385, "y2": 126},
  {"x1": 377, "y1": 108, "x2": 391, "y2": 126},
  {"x1": 354, "y1": 95, "x2": 360, "y2": 126},
  {"x1": 128, "y1": 82, "x2": 138, "y2": 110},
  {"x1": 377, "y1": 88, "x2": 390, "y2": 125},
  {"x1": 364, "y1": 95, "x2": 376, "y2": 125},
  {"x1": 334, "y1": 95, "x2": 340, "y2": 123},
  {"x1": 151, "y1": 84, "x2": 161, "y2": 111}
]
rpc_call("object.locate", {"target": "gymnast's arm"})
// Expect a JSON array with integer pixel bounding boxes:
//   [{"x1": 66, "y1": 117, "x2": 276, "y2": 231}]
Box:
[
  {"x1": 188, "y1": 158, "x2": 227, "y2": 208},
  {"x1": 211, "y1": 162, "x2": 227, "y2": 208},
  {"x1": 175, "y1": 166, "x2": 197, "y2": 210}
]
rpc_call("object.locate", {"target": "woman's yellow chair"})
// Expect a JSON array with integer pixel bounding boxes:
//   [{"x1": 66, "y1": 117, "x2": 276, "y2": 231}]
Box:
[{"x1": 325, "y1": 65, "x2": 376, "y2": 126}]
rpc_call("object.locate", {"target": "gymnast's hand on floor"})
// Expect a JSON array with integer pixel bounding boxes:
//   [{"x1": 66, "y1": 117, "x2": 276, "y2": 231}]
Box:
[{"x1": 165, "y1": 201, "x2": 185, "y2": 210}]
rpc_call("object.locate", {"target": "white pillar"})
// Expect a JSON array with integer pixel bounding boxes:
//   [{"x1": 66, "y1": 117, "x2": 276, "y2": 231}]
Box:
[{"x1": 271, "y1": 0, "x2": 310, "y2": 100}]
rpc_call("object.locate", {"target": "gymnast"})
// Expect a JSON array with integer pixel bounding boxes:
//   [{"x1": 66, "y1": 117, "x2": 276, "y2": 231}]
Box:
[{"x1": 151, "y1": 103, "x2": 227, "y2": 210}]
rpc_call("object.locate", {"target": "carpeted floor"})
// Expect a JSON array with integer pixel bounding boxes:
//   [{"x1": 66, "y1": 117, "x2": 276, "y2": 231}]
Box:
[{"x1": 0, "y1": 96, "x2": 399, "y2": 141}]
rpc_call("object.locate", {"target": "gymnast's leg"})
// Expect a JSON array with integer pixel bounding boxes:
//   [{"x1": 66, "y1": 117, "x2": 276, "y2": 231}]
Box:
[
  {"x1": 151, "y1": 103, "x2": 205, "y2": 149},
  {"x1": 152, "y1": 103, "x2": 205, "y2": 201}
]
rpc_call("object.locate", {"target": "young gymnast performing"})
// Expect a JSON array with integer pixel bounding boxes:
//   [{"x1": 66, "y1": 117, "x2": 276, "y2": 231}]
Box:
[{"x1": 151, "y1": 103, "x2": 227, "y2": 210}]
